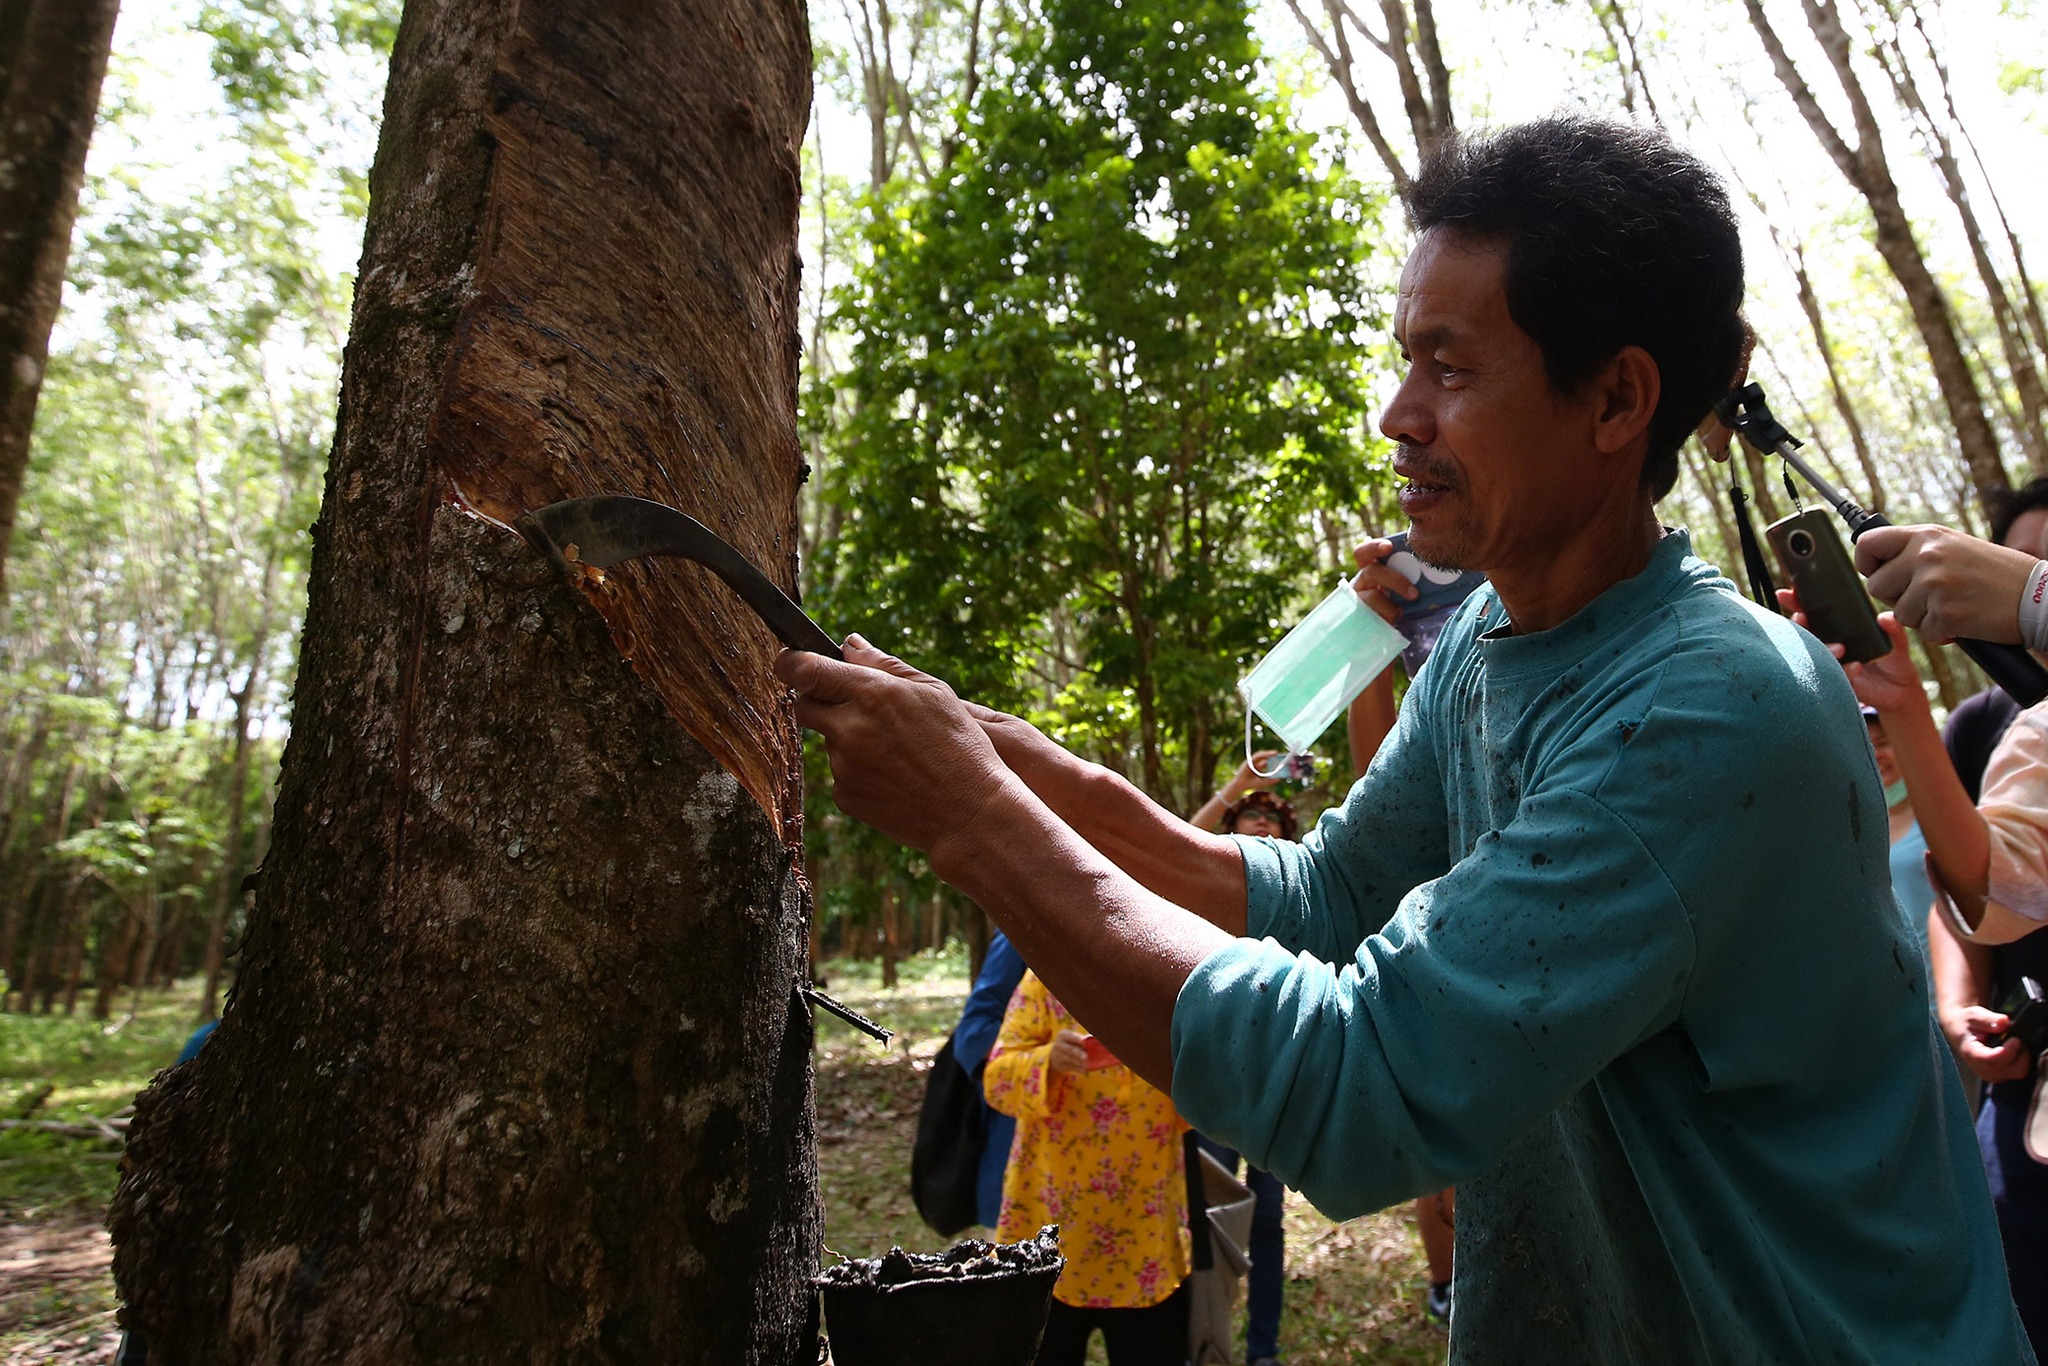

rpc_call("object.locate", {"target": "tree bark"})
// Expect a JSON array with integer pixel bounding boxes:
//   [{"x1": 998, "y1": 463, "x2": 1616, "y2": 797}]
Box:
[
  {"x1": 109, "y1": 1, "x2": 821, "y2": 1361},
  {"x1": 0, "y1": 0, "x2": 120, "y2": 611},
  {"x1": 1868, "y1": 0, "x2": 2048, "y2": 474},
  {"x1": 1283, "y1": 0, "x2": 1452, "y2": 203},
  {"x1": 1789, "y1": 246, "x2": 1887, "y2": 512}
]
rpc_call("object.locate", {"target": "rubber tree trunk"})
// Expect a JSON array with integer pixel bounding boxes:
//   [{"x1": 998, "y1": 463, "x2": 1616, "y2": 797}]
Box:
[
  {"x1": 109, "y1": 1, "x2": 821, "y2": 1361},
  {"x1": 0, "y1": 0, "x2": 119, "y2": 611}
]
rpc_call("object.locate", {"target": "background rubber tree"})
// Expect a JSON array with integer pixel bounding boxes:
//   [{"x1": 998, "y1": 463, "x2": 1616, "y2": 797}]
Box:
[
  {"x1": 0, "y1": 0, "x2": 122, "y2": 610},
  {"x1": 107, "y1": 0, "x2": 823, "y2": 1358}
]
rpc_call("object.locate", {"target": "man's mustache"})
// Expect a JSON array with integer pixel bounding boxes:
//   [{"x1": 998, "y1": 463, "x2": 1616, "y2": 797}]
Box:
[{"x1": 1397, "y1": 445, "x2": 1461, "y2": 490}]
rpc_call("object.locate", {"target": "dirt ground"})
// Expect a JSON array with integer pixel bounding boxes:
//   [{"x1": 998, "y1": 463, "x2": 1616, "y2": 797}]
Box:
[
  {"x1": 1, "y1": 960, "x2": 1446, "y2": 1363},
  {"x1": 0, "y1": 1211, "x2": 120, "y2": 1364}
]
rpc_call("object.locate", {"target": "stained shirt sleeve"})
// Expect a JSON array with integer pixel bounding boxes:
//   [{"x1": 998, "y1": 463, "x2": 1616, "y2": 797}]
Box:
[
  {"x1": 1932, "y1": 703, "x2": 2048, "y2": 944},
  {"x1": 1232, "y1": 675, "x2": 1454, "y2": 961},
  {"x1": 984, "y1": 972, "x2": 1063, "y2": 1123},
  {"x1": 1170, "y1": 786, "x2": 1695, "y2": 1219}
]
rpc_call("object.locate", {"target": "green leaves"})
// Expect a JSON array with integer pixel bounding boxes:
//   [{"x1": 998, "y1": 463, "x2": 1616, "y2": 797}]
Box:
[{"x1": 814, "y1": 0, "x2": 1388, "y2": 806}]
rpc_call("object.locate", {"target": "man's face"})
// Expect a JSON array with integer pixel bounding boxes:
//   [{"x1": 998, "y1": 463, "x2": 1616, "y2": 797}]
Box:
[{"x1": 1381, "y1": 230, "x2": 1632, "y2": 573}]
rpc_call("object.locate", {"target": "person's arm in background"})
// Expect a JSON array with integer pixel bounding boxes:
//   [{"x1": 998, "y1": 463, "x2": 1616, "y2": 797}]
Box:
[
  {"x1": 1349, "y1": 674, "x2": 1398, "y2": 778},
  {"x1": 1927, "y1": 907, "x2": 2031, "y2": 1084},
  {"x1": 1348, "y1": 536, "x2": 1415, "y2": 775},
  {"x1": 1780, "y1": 598, "x2": 1995, "y2": 934},
  {"x1": 1188, "y1": 751, "x2": 1284, "y2": 832}
]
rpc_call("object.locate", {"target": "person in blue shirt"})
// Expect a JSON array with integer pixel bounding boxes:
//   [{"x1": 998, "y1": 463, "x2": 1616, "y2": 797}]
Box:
[
  {"x1": 1868, "y1": 705, "x2": 1937, "y2": 963},
  {"x1": 778, "y1": 116, "x2": 2027, "y2": 1361},
  {"x1": 951, "y1": 930, "x2": 1026, "y2": 1228}
]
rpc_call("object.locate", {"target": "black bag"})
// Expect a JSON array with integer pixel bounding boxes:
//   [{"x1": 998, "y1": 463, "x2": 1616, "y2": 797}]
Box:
[{"x1": 911, "y1": 1035, "x2": 988, "y2": 1237}]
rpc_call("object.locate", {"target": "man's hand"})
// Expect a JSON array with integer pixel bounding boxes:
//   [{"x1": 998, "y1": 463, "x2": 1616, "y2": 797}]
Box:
[
  {"x1": 961, "y1": 702, "x2": 1069, "y2": 789},
  {"x1": 1352, "y1": 537, "x2": 1420, "y2": 624},
  {"x1": 1855, "y1": 524, "x2": 2035, "y2": 644},
  {"x1": 774, "y1": 635, "x2": 1019, "y2": 859},
  {"x1": 1943, "y1": 1005, "x2": 2033, "y2": 1084},
  {"x1": 1048, "y1": 1029, "x2": 1090, "y2": 1075}
]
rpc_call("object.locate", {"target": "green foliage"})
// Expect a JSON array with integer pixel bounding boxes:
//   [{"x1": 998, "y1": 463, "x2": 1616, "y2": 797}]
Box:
[
  {"x1": 0, "y1": 980, "x2": 203, "y2": 1217},
  {"x1": 2, "y1": 4, "x2": 391, "y2": 1015},
  {"x1": 198, "y1": 0, "x2": 401, "y2": 119},
  {"x1": 816, "y1": 0, "x2": 1386, "y2": 813}
]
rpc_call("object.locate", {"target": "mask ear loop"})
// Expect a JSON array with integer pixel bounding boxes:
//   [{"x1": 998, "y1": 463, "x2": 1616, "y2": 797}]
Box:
[{"x1": 1245, "y1": 708, "x2": 1291, "y2": 781}]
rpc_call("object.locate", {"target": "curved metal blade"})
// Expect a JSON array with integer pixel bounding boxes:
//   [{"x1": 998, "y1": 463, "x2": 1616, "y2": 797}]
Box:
[{"x1": 525, "y1": 495, "x2": 841, "y2": 659}]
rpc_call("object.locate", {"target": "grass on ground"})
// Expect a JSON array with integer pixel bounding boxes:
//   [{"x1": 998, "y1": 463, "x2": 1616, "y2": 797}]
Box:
[
  {"x1": 0, "y1": 977, "x2": 201, "y2": 1362},
  {"x1": 0, "y1": 954, "x2": 1447, "y2": 1363}
]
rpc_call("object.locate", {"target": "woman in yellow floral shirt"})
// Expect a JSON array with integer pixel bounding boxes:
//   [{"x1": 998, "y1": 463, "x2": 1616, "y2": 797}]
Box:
[{"x1": 984, "y1": 969, "x2": 1190, "y2": 1365}]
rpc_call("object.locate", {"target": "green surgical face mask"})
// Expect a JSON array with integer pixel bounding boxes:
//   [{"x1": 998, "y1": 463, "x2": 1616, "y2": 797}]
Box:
[
  {"x1": 1241, "y1": 579, "x2": 1405, "y2": 761},
  {"x1": 1884, "y1": 776, "x2": 1910, "y2": 811}
]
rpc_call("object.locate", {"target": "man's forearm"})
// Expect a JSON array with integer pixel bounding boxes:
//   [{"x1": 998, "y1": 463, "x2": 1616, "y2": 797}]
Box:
[
  {"x1": 1008, "y1": 755, "x2": 1251, "y2": 926},
  {"x1": 930, "y1": 780, "x2": 1239, "y2": 1089}
]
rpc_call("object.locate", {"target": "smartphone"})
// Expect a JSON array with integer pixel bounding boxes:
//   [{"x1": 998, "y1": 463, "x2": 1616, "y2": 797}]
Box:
[
  {"x1": 1997, "y1": 977, "x2": 2048, "y2": 1057},
  {"x1": 1765, "y1": 510, "x2": 1891, "y2": 664}
]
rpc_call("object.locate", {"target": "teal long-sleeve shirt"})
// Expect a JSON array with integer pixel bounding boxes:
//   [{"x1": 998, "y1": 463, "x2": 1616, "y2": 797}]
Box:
[{"x1": 1171, "y1": 531, "x2": 2029, "y2": 1364}]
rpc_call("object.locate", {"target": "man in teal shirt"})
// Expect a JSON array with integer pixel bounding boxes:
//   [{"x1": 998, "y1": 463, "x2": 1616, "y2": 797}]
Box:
[{"x1": 778, "y1": 117, "x2": 2028, "y2": 1360}]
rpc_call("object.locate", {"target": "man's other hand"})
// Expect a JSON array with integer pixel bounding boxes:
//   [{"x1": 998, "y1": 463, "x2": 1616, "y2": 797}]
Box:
[
  {"x1": 961, "y1": 701, "x2": 1068, "y2": 787},
  {"x1": 1352, "y1": 536, "x2": 1420, "y2": 623},
  {"x1": 1855, "y1": 524, "x2": 2035, "y2": 645},
  {"x1": 774, "y1": 635, "x2": 1017, "y2": 858}
]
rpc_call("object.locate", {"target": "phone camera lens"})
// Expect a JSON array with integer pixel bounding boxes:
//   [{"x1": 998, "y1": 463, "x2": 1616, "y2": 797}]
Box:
[{"x1": 1787, "y1": 529, "x2": 1816, "y2": 559}]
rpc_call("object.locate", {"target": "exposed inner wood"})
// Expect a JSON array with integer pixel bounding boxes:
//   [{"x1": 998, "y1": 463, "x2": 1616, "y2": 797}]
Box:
[{"x1": 431, "y1": 6, "x2": 810, "y2": 830}]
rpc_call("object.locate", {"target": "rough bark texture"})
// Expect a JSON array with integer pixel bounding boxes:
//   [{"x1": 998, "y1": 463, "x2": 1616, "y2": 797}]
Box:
[
  {"x1": 0, "y1": 0, "x2": 119, "y2": 612},
  {"x1": 108, "y1": 1, "x2": 821, "y2": 1361}
]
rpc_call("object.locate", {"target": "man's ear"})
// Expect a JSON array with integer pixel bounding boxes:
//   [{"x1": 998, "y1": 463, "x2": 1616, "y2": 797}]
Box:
[{"x1": 1592, "y1": 345, "x2": 1660, "y2": 457}]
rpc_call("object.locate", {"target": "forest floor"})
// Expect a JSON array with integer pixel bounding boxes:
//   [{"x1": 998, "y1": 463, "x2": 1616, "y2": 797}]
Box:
[
  {"x1": 0, "y1": 956, "x2": 1444, "y2": 1363},
  {"x1": 813, "y1": 948, "x2": 1445, "y2": 1366}
]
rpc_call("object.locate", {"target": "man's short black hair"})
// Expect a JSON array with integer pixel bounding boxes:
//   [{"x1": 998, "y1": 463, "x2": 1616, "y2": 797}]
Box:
[
  {"x1": 1407, "y1": 115, "x2": 1746, "y2": 501},
  {"x1": 1990, "y1": 477, "x2": 2048, "y2": 548}
]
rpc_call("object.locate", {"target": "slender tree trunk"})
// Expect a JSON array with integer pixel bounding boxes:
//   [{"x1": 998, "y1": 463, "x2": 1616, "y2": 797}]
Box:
[
  {"x1": 1867, "y1": 3, "x2": 2048, "y2": 473},
  {"x1": 1744, "y1": 0, "x2": 2011, "y2": 511},
  {"x1": 110, "y1": 1, "x2": 821, "y2": 1359},
  {"x1": 1283, "y1": 0, "x2": 1452, "y2": 204},
  {"x1": 92, "y1": 895, "x2": 136, "y2": 1020},
  {"x1": 0, "y1": 0, "x2": 120, "y2": 609},
  {"x1": 881, "y1": 882, "x2": 900, "y2": 989},
  {"x1": 199, "y1": 673, "x2": 258, "y2": 1021},
  {"x1": 1790, "y1": 247, "x2": 1888, "y2": 512}
]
